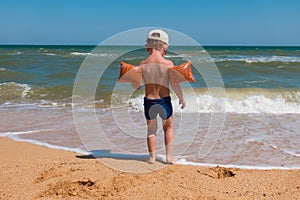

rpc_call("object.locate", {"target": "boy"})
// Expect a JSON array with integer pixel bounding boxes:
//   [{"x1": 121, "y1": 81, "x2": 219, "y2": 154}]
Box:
[{"x1": 139, "y1": 29, "x2": 186, "y2": 164}]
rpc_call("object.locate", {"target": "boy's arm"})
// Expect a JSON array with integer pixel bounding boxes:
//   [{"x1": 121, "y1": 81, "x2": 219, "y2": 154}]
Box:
[
  {"x1": 167, "y1": 60, "x2": 186, "y2": 109},
  {"x1": 131, "y1": 61, "x2": 144, "y2": 90},
  {"x1": 171, "y1": 84, "x2": 186, "y2": 109}
]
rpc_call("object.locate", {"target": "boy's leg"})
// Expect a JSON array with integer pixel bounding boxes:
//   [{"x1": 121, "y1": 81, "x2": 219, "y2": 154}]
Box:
[
  {"x1": 162, "y1": 116, "x2": 174, "y2": 163},
  {"x1": 147, "y1": 118, "x2": 157, "y2": 163}
]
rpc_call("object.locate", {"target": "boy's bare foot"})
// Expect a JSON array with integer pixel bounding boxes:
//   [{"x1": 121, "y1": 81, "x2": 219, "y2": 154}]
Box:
[
  {"x1": 166, "y1": 157, "x2": 179, "y2": 164},
  {"x1": 147, "y1": 153, "x2": 156, "y2": 164},
  {"x1": 146, "y1": 158, "x2": 156, "y2": 164}
]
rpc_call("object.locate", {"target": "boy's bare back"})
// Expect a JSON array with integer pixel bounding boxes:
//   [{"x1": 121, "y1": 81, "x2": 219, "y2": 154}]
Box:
[{"x1": 140, "y1": 50, "x2": 174, "y2": 99}]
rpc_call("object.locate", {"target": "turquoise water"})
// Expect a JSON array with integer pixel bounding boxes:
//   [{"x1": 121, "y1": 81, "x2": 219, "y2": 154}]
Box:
[
  {"x1": 1, "y1": 45, "x2": 299, "y2": 106},
  {"x1": 0, "y1": 45, "x2": 299, "y2": 169}
]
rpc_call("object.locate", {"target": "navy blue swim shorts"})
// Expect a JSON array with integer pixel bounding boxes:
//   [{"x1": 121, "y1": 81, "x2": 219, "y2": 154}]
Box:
[{"x1": 143, "y1": 96, "x2": 173, "y2": 120}]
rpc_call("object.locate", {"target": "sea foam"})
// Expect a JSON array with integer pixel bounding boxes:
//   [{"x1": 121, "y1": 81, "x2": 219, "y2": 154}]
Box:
[
  {"x1": 214, "y1": 55, "x2": 300, "y2": 63},
  {"x1": 70, "y1": 52, "x2": 112, "y2": 57},
  {"x1": 126, "y1": 92, "x2": 300, "y2": 114}
]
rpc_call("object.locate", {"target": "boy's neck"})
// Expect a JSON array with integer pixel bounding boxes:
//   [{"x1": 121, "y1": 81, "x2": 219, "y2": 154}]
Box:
[{"x1": 150, "y1": 49, "x2": 164, "y2": 57}]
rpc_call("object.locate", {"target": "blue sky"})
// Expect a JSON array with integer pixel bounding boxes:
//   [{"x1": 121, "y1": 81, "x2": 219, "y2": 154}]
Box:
[{"x1": 0, "y1": 0, "x2": 299, "y2": 45}]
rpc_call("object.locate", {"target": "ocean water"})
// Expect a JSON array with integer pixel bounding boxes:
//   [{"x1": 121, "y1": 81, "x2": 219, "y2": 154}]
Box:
[{"x1": 0, "y1": 45, "x2": 299, "y2": 170}]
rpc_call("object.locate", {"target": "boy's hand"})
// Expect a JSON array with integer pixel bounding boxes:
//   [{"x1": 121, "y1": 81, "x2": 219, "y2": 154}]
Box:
[{"x1": 179, "y1": 98, "x2": 186, "y2": 109}]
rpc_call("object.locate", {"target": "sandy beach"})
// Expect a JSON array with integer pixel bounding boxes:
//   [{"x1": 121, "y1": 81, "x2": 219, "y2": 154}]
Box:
[
  {"x1": 0, "y1": 137, "x2": 299, "y2": 199},
  {"x1": 1, "y1": 0, "x2": 300, "y2": 199}
]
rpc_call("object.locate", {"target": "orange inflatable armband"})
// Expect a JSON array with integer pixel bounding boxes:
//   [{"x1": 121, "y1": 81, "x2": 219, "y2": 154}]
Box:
[
  {"x1": 169, "y1": 61, "x2": 195, "y2": 86},
  {"x1": 118, "y1": 62, "x2": 142, "y2": 89},
  {"x1": 118, "y1": 61, "x2": 195, "y2": 88}
]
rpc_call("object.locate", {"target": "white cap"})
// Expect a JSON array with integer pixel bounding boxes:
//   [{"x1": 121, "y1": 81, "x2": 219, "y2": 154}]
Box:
[{"x1": 147, "y1": 29, "x2": 169, "y2": 45}]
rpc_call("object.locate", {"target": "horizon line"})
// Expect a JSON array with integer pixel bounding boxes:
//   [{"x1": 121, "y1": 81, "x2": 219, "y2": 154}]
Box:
[{"x1": 1, "y1": 43, "x2": 300, "y2": 47}]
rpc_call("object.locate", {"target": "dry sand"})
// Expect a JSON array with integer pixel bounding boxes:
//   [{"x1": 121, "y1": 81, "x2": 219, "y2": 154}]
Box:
[{"x1": 0, "y1": 137, "x2": 299, "y2": 199}]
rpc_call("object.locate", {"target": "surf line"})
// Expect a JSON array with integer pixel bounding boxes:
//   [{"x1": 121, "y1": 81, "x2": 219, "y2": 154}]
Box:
[{"x1": 0, "y1": 129, "x2": 55, "y2": 137}]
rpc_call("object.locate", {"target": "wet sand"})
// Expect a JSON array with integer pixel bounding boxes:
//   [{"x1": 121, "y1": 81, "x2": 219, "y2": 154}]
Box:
[{"x1": 0, "y1": 137, "x2": 299, "y2": 199}]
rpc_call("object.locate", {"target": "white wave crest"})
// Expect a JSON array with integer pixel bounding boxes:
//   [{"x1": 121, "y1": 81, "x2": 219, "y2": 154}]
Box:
[
  {"x1": 0, "y1": 82, "x2": 31, "y2": 97},
  {"x1": 21, "y1": 83, "x2": 31, "y2": 98},
  {"x1": 7, "y1": 51, "x2": 21, "y2": 55},
  {"x1": 243, "y1": 80, "x2": 269, "y2": 84},
  {"x1": 70, "y1": 52, "x2": 112, "y2": 57},
  {"x1": 127, "y1": 93, "x2": 300, "y2": 114},
  {"x1": 214, "y1": 55, "x2": 300, "y2": 63},
  {"x1": 44, "y1": 53, "x2": 57, "y2": 56},
  {"x1": 164, "y1": 54, "x2": 190, "y2": 58}
]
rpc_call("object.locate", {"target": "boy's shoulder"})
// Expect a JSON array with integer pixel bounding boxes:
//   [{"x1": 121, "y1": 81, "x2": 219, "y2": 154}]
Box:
[
  {"x1": 139, "y1": 58, "x2": 174, "y2": 67},
  {"x1": 164, "y1": 59, "x2": 174, "y2": 67},
  {"x1": 139, "y1": 59, "x2": 147, "y2": 65}
]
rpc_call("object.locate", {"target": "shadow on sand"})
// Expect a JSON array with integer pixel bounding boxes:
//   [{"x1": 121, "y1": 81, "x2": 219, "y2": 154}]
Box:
[{"x1": 76, "y1": 150, "x2": 151, "y2": 162}]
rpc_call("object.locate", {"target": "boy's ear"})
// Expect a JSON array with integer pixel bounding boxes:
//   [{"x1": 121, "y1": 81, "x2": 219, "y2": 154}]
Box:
[{"x1": 164, "y1": 49, "x2": 167, "y2": 55}]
